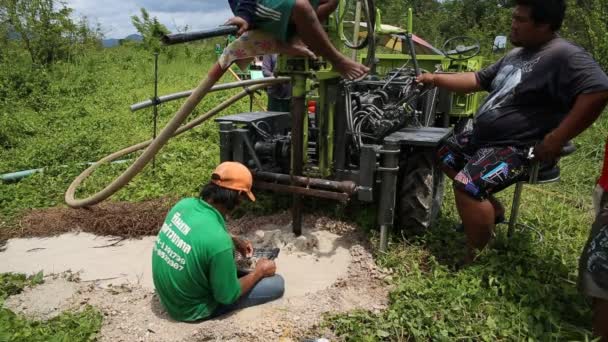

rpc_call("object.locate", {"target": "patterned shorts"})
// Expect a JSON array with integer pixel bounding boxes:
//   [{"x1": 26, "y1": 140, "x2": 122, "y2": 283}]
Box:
[
  {"x1": 437, "y1": 125, "x2": 529, "y2": 200},
  {"x1": 579, "y1": 186, "x2": 608, "y2": 300}
]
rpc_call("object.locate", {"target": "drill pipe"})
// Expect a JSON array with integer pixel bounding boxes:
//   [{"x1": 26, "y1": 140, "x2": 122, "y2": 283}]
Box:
[
  {"x1": 253, "y1": 171, "x2": 357, "y2": 194},
  {"x1": 253, "y1": 181, "x2": 351, "y2": 203}
]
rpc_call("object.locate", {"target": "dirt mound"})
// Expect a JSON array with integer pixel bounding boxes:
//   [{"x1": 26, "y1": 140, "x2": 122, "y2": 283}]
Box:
[{"x1": 3, "y1": 198, "x2": 177, "y2": 241}]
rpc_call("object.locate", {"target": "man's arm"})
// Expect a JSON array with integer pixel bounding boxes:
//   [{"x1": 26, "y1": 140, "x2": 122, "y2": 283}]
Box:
[
  {"x1": 225, "y1": 0, "x2": 257, "y2": 36},
  {"x1": 238, "y1": 259, "x2": 275, "y2": 296},
  {"x1": 535, "y1": 91, "x2": 608, "y2": 161},
  {"x1": 416, "y1": 72, "x2": 482, "y2": 94},
  {"x1": 231, "y1": 235, "x2": 253, "y2": 257}
]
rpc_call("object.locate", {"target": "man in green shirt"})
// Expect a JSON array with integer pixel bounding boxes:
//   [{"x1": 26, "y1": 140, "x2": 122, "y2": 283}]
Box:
[{"x1": 152, "y1": 162, "x2": 284, "y2": 322}]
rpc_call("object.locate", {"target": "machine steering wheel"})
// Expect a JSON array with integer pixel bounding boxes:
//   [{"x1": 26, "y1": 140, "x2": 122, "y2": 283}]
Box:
[{"x1": 441, "y1": 36, "x2": 481, "y2": 60}]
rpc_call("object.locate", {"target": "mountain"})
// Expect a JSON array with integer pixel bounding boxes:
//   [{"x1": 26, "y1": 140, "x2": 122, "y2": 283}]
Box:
[
  {"x1": 102, "y1": 38, "x2": 120, "y2": 48},
  {"x1": 102, "y1": 34, "x2": 143, "y2": 48}
]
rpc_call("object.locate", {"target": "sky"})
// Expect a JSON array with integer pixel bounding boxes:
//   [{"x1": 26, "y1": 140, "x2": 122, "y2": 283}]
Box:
[{"x1": 64, "y1": 0, "x2": 233, "y2": 39}]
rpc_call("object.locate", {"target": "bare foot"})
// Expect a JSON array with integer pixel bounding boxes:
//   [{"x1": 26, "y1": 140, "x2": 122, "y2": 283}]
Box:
[
  {"x1": 280, "y1": 39, "x2": 317, "y2": 59},
  {"x1": 333, "y1": 56, "x2": 369, "y2": 80}
]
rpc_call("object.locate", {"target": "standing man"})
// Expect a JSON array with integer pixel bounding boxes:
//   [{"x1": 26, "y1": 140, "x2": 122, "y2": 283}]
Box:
[
  {"x1": 262, "y1": 54, "x2": 292, "y2": 112},
  {"x1": 579, "y1": 140, "x2": 608, "y2": 341},
  {"x1": 417, "y1": 0, "x2": 608, "y2": 263},
  {"x1": 152, "y1": 162, "x2": 284, "y2": 321}
]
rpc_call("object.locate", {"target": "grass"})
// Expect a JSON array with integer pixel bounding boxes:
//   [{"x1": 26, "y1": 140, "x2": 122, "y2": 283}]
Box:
[
  {"x1": 0, "y1": 272, "x2": 102, "y2": 341},
  {"x1": 324, "y1": 118, "x2": 607, "y2": 341},
  {"x1": 1, "y1": 42, "x2": 606, "y2": 340}
]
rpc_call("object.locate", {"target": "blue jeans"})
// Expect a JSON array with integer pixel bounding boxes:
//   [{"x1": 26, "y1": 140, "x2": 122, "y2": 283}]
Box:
[{"x1": 210, "y1": 273, "x2": 285, "y2": 318}]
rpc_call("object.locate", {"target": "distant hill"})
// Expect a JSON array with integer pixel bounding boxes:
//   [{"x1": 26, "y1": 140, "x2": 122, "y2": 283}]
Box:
[{"x1": 102, "y1": 34, "x2": 143, "y2": 48}]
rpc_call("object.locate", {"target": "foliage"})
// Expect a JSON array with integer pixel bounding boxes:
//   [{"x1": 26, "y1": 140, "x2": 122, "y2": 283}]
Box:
[
  {"x1": 373, "y1": 0, "x2": 608, "y2": 69},
  {"x1": 130, "y1": 8, "x2": 170, "y2": 54},
  {"x1": 0, "y1": 273, "x2": 101, "y2": 341},
  {"x1": 0, "y1": 305, "x2": 102, "y2": 342},
  {"x1": 0, "y1": 0, "x2": 102, "y2": 66},
  {"x1": 0, "y1": 0, "x2": 607, "y2": 340},
  {"x1": 0, "y1": 272, "x2": 43, "y2": 301}
]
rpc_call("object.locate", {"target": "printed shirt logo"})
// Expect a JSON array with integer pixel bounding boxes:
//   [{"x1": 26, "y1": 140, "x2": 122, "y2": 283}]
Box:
[
  {"x1": 154, "y1": 212, "x2": 193, "y2": 272},
  {"x1": 476, "y1": 55, "x2": 542, "y2": 117}
]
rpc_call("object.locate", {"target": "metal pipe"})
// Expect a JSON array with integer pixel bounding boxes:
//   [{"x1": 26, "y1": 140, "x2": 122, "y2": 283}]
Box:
[
  {"x1": 253, "y1": 171, "x2": 357, "y2": 194},
  {"x1": 162, "y1": 26, "x2": 238, "y2": 45},
  {"x1": 378, "y1": 142, "x2": 400, "y2": 252},
  {"x1": 130, "y1": 77, "x2": 290, "y2": 112},
  {"x1": 406, "y1": 33, "x2": 421, "y2": 77},
  {"x1": 226, "y1": 67, "x2": 267, "y2": 111},
  {"x1": 152, "y1": 52, "x2": 159, "y2": 170},
  {"x1": 219, "y1": 122, "x2": 234, "y2": 162},
  {"x1": 508, "y1": 182, "x2": 525, "y2": 237},
  {"x1": 238, "y1": 130, "x2": 263, "y2": 170},
  {"x1": 254, "y1": 181, "x2": 350, "y2": 203},
  {"x1": 290, "y1": 74, "x2": 307, "y2": 236}
]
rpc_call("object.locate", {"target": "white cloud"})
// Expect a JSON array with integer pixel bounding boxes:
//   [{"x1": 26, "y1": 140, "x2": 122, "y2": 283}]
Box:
[{"x1": 64, "y1": 0, "x2": 232, "y2": 38}]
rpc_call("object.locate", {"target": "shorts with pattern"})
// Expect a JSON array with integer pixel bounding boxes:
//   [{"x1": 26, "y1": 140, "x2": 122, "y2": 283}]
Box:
[
  {"x1": 579, "y1": 186, "x2": 608, "y2": 300},
  {"x1": 437, "y1": 126, "x2": 529, "y2": 200}
]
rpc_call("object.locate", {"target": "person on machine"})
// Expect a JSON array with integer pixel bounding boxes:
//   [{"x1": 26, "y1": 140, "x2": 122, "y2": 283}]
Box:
[
  {"x1": 226, "y1": 0, "x2": 369, "y2": 80},
  {"x1": 416, "y1": 0, "x2": 608, "y2": 263},
  {"x1": 152, "y1": 162, "x2": 284, "y2": 321}
]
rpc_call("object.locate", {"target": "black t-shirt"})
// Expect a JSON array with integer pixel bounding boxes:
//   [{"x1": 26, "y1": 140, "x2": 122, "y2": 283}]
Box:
[{"x1": 473, "y1": 37, "x2": 608, "y2": 147}]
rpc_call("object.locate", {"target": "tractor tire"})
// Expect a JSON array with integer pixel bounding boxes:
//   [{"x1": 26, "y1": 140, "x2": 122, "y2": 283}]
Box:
[{"x1": 397, "y1": 149, "x2": 445, "y2": 236}]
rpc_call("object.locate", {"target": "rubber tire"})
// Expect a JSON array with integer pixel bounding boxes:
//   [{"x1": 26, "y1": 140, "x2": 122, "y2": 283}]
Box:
[
  {"x1": 397, "y1": 149, "x2": 445, "y2": 236},
  {"x1": 396, "y1": 86, "x2": 444, "y2": 236}
]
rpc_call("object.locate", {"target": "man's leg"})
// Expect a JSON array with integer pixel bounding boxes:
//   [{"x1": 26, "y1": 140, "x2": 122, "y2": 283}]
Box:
[
  {"x1": 211, "y1": 274, "x2": 285, "y2": 318},
  {"x1": 452, "y1": 146, "x2": 528, "y2": 263},
  {"x1": 454, "y1": 187, "x2": 495, "y2": 263},
  {"x1": 290, "y1": 0, "x2": 368, "y2": 80},
  {"x1": 593, "y1": 298, "x2": 608, "y2": 341},
  {"x1": 444, "y1": 167, "x2": 504, "y2": 224},
  {"x1": 316, "y1": 0, "x2": 338, "y2": 22}
]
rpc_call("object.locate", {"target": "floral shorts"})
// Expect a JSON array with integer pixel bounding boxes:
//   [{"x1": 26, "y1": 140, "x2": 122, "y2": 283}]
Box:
[{"x1": 437, "y1": 126, "x2": 528, "y2": 200}]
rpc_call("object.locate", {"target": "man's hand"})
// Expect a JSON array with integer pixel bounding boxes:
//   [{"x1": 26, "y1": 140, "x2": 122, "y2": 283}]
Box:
[
  {"x1": 416, "y1": 73, "x2": 436, "y2": 86},
  {"x1": 254, "y1": 258, "x2": 276, "y2": 278},
  {"x1": 533, "y1": 132, "x2": 565, "y2": 162},
  {"x1": 224, "y1": 16, "x2": 249, "y2": 36},
  {"x1": 233, "y1": 237, "x2": 253, "y2": 258}
]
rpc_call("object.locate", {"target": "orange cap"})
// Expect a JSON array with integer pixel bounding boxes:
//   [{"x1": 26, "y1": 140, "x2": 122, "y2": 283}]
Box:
[{"x1": 211, "y1": 162, "x2": 256, "y2": 201}]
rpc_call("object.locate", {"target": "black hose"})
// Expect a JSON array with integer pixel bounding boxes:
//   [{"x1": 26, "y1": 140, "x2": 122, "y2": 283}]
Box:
[{"x1": 162, "y1": 26, "x2": 238, "y2": 45}]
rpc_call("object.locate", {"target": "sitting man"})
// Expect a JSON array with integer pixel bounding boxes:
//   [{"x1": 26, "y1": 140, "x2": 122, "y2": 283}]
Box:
[
  {"x1": 226, "y1": 0, "x2": 369, "y2": 80},
  {"x1": 152, "y1": 162, "x2": 284, "y2": 321},
  {"x1": 416, "y1": 0, "x2": 608, "y2": 263}
]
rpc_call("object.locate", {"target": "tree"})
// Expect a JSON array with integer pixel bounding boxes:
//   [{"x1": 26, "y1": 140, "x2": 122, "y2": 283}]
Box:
[
  {"x1": 130, "y1": 8, "x2": 170, "y2": 53},
  {"x1": 0, "y1": 0, "x2": 101, "y2": 66}
]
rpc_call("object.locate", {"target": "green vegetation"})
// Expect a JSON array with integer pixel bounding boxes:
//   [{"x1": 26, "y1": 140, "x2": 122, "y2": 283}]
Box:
[
  {"x1": 0, "y1": 272, "x2": 102, "y2": 341},
  {"x1": 1, "y1": 0, "x2": 607, "y2": 340},
  {"x1": 0, "y1": 272, "x2": 43, "y2": 300}
]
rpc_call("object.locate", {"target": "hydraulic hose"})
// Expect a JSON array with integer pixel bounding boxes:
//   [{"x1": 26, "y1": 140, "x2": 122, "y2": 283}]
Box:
[{"x1": 65, "y1": 67, "x2": 289, "y2": 208}]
